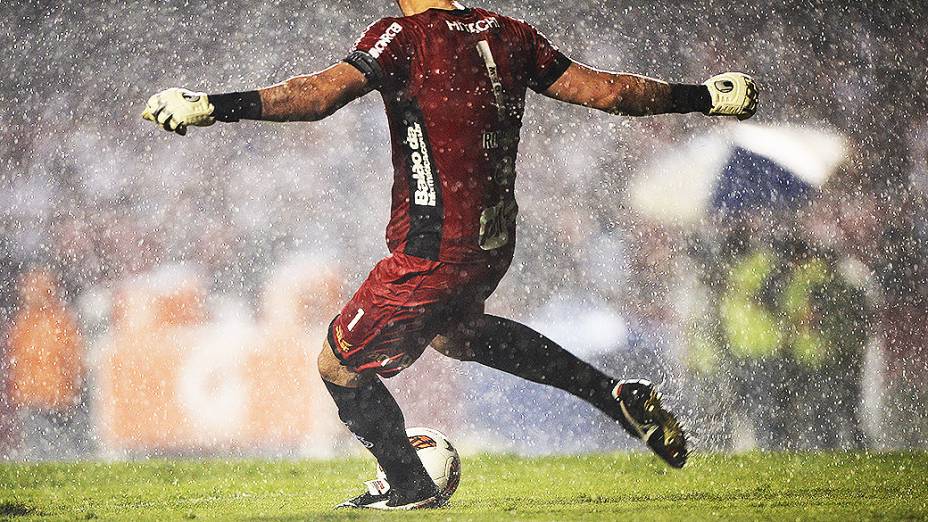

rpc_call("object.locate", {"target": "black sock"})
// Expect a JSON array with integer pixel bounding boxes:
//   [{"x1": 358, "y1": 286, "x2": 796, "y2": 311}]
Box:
[
  {"x1": 463, "y1": 314, "x2": 622, "y2": 419},
  {"x1": 322, "y1": 378, "x2": 432, "y2": 491}
]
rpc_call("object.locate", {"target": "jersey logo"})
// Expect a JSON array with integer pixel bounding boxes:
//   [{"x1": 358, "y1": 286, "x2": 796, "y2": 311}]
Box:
[
  {"x1": 369, "y1": 22, "x2": 403, "y2": 59},
  {"x1": 446, "y1": 17, "x2": 499, "y2": 33},
  {"x1": 333, "y1": 324, "x2": 353, "y2": 353},
  {"x1": 406, "y1": 123, "x2": 437, "y2": 206}
]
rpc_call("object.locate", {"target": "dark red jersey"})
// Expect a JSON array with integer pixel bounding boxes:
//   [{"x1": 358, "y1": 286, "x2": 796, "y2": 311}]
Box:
[{"x1": 345, "y1": 6, "x2": 570, "y2": 263}]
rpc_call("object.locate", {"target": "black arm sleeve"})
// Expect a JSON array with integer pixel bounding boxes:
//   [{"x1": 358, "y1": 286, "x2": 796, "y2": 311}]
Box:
[
  {"x1": 344, "y1": 50, "x2": 385, "y2": 91},
  {"x1": 209, "y1": 90, "x2": 263, "y2": 122},
  {"x1": 529, "y1": 52, "x2": 572, "y2": 92},
  {"x1": 669, "y1": 84, "x2": 712, "y2": 114}
]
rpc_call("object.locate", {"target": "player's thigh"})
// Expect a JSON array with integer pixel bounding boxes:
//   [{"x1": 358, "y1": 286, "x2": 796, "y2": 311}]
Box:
[
  {"x1": 330, "y1": 303, "x2": 445, "y2": 378},
  {"x1": 328, "y1": 255, "x2": 450, "y2": 378},
  {"x1": 430, "y1": 302, "x2": 486, "y2": 361},
  {"x1": 430, "y1": 253, "x2": 512, "y2": 360}
]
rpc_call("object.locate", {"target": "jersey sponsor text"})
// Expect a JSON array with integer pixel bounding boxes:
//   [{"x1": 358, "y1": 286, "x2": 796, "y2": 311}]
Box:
[
  {"x1": 445, "y1": 17, "x2": 500, "y2": 34},
  {"x1": 407, "y1": 123, "x2": 436, "y2": 207},
  {"x1": 369, "y1": 22, "x2": 403, "y2": 59}
]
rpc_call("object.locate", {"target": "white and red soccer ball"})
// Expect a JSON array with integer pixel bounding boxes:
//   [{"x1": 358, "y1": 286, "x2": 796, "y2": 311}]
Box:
[{"x1": 376, "y1": 427, "x2": 462, "y2": 499}]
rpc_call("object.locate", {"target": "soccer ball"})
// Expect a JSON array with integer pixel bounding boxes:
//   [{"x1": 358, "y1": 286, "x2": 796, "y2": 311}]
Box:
[{"x1": 377, "y1": 427, "x2": 461, "y2": 498}]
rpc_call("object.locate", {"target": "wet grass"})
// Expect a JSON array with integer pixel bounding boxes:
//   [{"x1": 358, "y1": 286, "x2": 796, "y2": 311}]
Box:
[{"x1": 1, "y1": 452, "x2": 926, "y2": 520}]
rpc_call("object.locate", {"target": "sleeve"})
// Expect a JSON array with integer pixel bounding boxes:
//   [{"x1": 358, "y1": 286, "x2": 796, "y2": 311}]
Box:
[
  {"x1": 522, "y1": 23, "x2": 572, "y2": 93},
  {"x1": 344, "y1": 18, "x2": 412, "y2": 91}
]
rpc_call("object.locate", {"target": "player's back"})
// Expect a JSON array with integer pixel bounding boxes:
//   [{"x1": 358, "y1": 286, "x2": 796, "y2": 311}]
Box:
[{"x1": 347, "y1": 6, "x2": 570, "y2": 263}]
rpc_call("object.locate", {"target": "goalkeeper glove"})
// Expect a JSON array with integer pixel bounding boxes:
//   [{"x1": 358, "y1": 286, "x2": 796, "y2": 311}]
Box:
[
  {"x1": 141, "y1": 88, "x2": 215, "y2": 135},
  {"x1": 704, "y1": 72, "x2": 757, "y2": 120}
]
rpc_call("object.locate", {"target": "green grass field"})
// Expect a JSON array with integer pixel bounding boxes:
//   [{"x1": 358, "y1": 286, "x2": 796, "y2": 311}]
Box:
[{"x1": 2, "y1": 452, "x2": 926, "y2": 520}]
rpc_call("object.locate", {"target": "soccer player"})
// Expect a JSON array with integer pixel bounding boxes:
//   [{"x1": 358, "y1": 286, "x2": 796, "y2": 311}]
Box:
[{"x1": 142, "y1": 0, "x2": 757, "y2": 510}]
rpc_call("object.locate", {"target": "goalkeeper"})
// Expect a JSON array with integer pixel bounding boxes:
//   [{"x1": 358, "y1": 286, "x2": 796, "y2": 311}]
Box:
[{"x1": 142, "y1": 0, "x2": 757, "y2": 511}]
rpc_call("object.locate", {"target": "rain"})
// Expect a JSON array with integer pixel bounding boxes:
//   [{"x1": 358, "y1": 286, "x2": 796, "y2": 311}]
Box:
[{"x1": 0, "y1": 0, "x2": 926, "y2": 513}]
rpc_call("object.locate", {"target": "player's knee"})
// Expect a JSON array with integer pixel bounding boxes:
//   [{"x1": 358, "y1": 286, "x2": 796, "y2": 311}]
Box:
[
  {"x1": 318, "y1": 340, "x2": 363, "y2": 387},
  {"x1": 431, "y1": 334, "x2": 475, "y2": 361},
  {"x1": 316, "y1": 343, "x2": 339, "y2": 381}
]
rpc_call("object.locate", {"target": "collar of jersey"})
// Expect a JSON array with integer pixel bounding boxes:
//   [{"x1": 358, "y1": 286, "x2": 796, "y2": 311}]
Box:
[{"x1": 425, "y1": 6, "x2": 472, "y2": 16}]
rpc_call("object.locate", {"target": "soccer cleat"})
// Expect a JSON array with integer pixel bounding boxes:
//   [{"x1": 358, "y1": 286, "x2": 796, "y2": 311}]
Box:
[
  {"x1": 613, "y1": 379, "x2": 688, "y2": 468},
  {"x1": 336, "y1": 478, "x2": 447, "y2": 510}
]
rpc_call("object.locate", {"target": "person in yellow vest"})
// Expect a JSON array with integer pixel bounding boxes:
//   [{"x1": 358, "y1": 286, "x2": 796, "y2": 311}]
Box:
[
  {"x1": 716, "y1": 239, "x2": 869, "y2": 449},
  {"x1": 718, "y1": 245, "x2": 791, "y2": 449},
  {"x1": 782, "y1": 246, "x2": 869, "y2": 449}
]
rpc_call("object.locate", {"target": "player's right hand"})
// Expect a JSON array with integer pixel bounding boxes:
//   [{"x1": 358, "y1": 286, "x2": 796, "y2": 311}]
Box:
[
  {"x1": 141, "y1": 88, "x2": 215, "y2": 135},
  {"x1": 704, "y1": 72, "x2": 757, "y2": 120}
]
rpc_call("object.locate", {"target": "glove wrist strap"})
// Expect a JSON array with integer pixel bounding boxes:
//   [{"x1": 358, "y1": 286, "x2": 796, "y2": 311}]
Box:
[
  {"x1": 669, "y1": 84, "x2": 711, "y2": 114},
  {"x1": 209, "y1": 91, "x2": 263, "y2": 122}
]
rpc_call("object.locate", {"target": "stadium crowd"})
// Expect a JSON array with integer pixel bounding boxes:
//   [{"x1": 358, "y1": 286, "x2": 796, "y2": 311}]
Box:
[{"x1": 0, "y1": 0, "x2": 925, "y2": 458}]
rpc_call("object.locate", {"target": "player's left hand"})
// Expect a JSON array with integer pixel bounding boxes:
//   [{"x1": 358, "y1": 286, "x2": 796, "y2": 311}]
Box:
[
  {"x1": 141, "y1": 88, "x2": 215, "y2": 135},
  {"x1": 704, "y1": 72, "x2": 757, "y2": 121}
]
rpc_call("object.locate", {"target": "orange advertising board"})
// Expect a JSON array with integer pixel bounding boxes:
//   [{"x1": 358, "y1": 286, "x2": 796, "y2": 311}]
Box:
[{"x1": 95, "y1": 265, "x2": 344, "y2": 455}]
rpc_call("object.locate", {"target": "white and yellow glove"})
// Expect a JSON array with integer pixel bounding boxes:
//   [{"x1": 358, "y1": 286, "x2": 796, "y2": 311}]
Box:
[
  {"x1": 704, "y1": 72, "x2": 757, "y2": 120},
  {"x1": 141, "y1": 88, "x2": 215, "y2": 135}
]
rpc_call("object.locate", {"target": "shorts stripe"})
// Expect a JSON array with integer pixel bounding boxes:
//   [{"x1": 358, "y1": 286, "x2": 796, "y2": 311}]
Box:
[{"x1": 326, "y1": 315, "x2": 349, "y2": 364}]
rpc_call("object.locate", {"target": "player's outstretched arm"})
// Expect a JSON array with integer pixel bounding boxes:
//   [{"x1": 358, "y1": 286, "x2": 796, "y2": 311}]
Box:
[
  {"x1": 543, "y1": 62, "x2": 757, "y2": 120},
  {"x1": 141, "y1": 62, "x2": 371, "y2": 135}
]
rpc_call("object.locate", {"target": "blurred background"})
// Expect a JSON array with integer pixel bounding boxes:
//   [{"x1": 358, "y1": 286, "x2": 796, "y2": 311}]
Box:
[{"x1": 0, "y1": 0, "x2": 925, "y2": 460}]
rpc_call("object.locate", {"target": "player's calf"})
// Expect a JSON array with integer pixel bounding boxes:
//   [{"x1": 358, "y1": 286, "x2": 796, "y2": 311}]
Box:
[
  {"x1": 436, "y1": 314, "x2": 621, "y2": 413},
  {"x1": 318, "y1": 340, "x2": 437, "y2": 507},
  {"x1": 435, "y1": 315, "x2": 688, "y2": 468}
]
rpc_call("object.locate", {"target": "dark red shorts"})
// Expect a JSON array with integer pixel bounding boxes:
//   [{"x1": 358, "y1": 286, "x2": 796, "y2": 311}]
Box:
[{"x1": 328, "y1": 249, "x2": 512, "y2": 377}]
